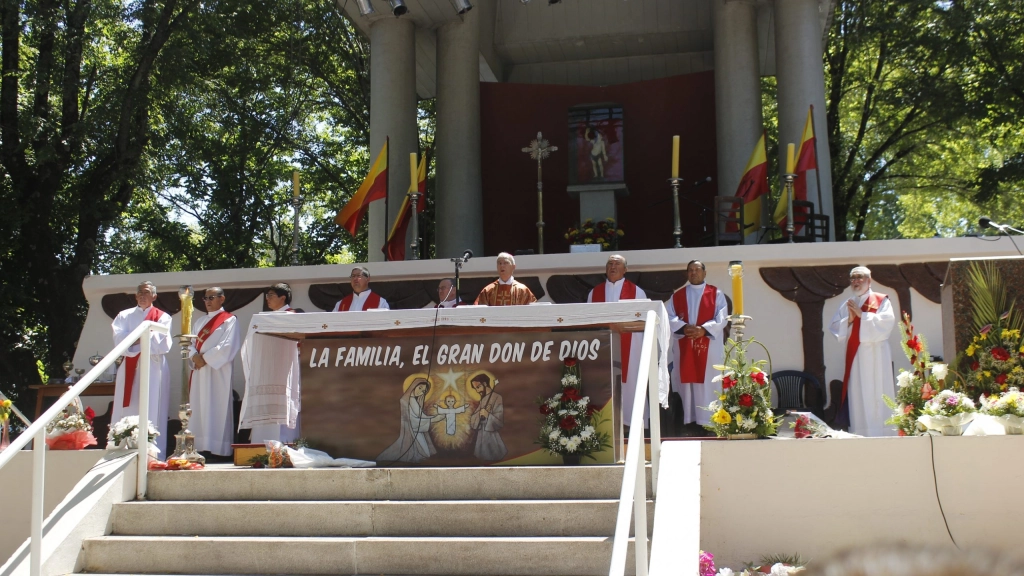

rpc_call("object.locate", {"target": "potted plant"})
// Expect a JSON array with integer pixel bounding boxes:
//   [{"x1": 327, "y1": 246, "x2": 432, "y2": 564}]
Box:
[{"x1": 537, "y1": 357, "x2": 610, "y2": 464}]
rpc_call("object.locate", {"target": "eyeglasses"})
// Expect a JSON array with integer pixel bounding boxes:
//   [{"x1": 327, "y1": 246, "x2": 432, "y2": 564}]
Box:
[
  {"x1": 350, "y1": 274, "x2": 367, "y2": 279},
  {"x1": 202, "y1": 296, "x2": 221, "y2": 301},
  {"x1": 265, "y1": 292, "x2": 280, "y2": 298}
]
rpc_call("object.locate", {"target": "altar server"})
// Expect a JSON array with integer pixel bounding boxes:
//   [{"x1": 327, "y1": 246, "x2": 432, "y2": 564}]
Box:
[
  {"x1": 829, "y1": 266, "x2": 896, "y2": 436},
  {"x1": 475, "y1": 252, "x2": 537, "y2": 306},
  {"x1": 240, "y1": 283, "x2": 301, "y2": 444},
  {"x1": 332, "y1": 266, "x2": 390, "y2": 311},
  {"x1": 111, "y1": 281, "x2": 173, "y2": 455},
  {"x1": 587, "y1": 255, "x2": 649, "y2": 427},
  {"x1": 189, "y1": 287, "x2": 241, "y2": 456},
  {"x1": 666, "y1": 260, "x2": 728, "y2": 426}
]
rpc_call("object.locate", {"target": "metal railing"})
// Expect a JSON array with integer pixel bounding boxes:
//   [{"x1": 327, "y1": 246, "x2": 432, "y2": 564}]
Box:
[
  {"x1": 609, "y1": 310, "x2": 662, "y2": 576},
  {"x1": 0, "y1": 319, "x2": 167, "y2": 576}
]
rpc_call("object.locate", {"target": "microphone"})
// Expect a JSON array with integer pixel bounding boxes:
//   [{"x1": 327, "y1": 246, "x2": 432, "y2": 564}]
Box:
[
  {"x1": 979, "y1": 217, "x2": 1007, "y2": 231},
  {"x1": 694, "y1": 176, "x2": 712, "y2": 187},
  {"x1": 462, "y1": 249, "x2": 473, "y2": 262}
]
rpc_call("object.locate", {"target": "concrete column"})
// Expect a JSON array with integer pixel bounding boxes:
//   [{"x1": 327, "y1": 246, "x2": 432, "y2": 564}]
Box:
[
  {"x1": 774, "y1": 0, "x2": 835, "y2": 240},
  {"x1": 435, "y1": 8, "x2": 484, "y2": 259},
  {"x1": 368, "y1": 17, "x2": 418, "y2": 262},
  {"x1": 713, "y1": 0, "x2": 764, "y2": 244}
]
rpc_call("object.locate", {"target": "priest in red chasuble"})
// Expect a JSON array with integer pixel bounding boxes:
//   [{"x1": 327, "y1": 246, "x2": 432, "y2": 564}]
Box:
[
  {"x1": 587, "y1": 255, "x2": 649, "y2": 427},
  {"x1": 474, "y1": 253, "x2": 537, "y2": 306},
  {"x1": 666, "y1": 260, "x2": 728, "y2": 426},
  {"x1": 332, "y1": 266, "x2": 390, "y2": 312},
  {"x1": 829, "y1": 266, "x2": 896, "y2": 436}
]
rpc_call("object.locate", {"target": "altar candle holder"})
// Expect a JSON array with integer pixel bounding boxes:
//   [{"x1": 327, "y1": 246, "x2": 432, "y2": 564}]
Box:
[
  {"x1": 171, "y1": 286, "x2": 204, "y2": 465},
  {"x1": 728, "y1": 262, "x2": 752, "y2": 341},
  {"x1": 669, "y1": 177, "x2": 683, "y2": 249}
]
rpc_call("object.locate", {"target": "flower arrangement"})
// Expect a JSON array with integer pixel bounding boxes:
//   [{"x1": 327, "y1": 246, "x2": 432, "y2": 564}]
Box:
[
  {"x1": 956, "y1": 261, "x2": 1024, "y2": 399},
  {"x1": 705, "y1": 338, "x2": 778, "y2": 438},
  {"x1": 0, "y1": 398, "x2": 11, "y2": 423},
  {"x1": 44, "y1": 405, "x2": 98, "y2": 450},
  {"x1": 921, "y1": 389, "x2": 976, "y2": 417},
  {"x1": 883, "y1": 312, "x2": 950, "y2": 436},
  {"x1": 564, "y1": 218, "x2": 624, "y2": 250},
  {"x1": 537, "y1": 357, "x2": 610, "y2": 461},
  {"x1": 700, "y1": 551, "x2": 716, "y2": 576},
  {"x1": 981, "y1": 388, "x2": 1024, "y2": 434},
  {"x1": 106, "y1": 416, "x2": 160, "y2": 456}
]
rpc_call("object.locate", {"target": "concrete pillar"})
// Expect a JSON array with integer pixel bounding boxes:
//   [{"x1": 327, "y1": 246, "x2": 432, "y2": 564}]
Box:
[
  {"x1": 435, "y1": 9, "x2": 484, "y2": 259},
  {"x1": 368, "y1": 17, "x2": 418, "y2": 262},
  {"x1": 774, "y1": 0, "x2": 835, "y2": 240},
  {"x1": 713, "y1": 0, "x2": 764, "y2": 244}
]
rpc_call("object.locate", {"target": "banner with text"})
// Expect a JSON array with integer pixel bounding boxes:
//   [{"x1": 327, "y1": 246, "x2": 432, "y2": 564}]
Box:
[{"x1": 300, "y1": 330, "x2": 614, "y2": 466}]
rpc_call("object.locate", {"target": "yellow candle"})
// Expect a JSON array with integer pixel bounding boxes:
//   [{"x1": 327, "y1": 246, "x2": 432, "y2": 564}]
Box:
[
  {"x1": 729, "y1": 263, "x2": 744, "y2": 317},
  {"x1": 786, "y1": 143, "x2": 795, "y2": 174},
  {"x1": 409, "y1": 153, "x2": 418, "y2": 192},
  {"x1": 292, "y1": 171, "x2": 300, "y2": 198},
  {"x1": 180, "y1": 289, "x2": 193, "y2": 337},
  {"x1": 671, "y1": 135, "x2": 680, "y2": 178}
]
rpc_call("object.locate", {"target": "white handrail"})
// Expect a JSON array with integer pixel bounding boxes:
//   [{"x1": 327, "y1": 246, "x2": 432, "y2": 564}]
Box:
[
  {"x1": 0, "y1": 319, "x2": 167, "y2": 576},
  {"x1": 609, "y1": 310, "x2": 661, "y2": 576}
]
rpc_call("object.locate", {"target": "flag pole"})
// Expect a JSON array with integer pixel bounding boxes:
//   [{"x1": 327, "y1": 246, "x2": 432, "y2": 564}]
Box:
[
  {"x1": 384, "y1": 136, "x2": 390, "y2": 260},
  {"x1": 809, "y1": 105, "x2": 825, "y2": 235}
]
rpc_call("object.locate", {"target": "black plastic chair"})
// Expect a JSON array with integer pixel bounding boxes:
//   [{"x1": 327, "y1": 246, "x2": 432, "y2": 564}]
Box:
[{"x1": 770, "y1": 370, "x2": 823, "y2": 416}]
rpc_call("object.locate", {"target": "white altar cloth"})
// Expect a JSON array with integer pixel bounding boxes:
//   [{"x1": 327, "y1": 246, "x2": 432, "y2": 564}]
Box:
[{"x1": 239, "y1": 301, "x2": 672, "y2": 429}]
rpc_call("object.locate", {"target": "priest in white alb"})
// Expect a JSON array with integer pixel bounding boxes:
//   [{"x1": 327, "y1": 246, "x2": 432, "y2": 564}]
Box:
[
  {"x1": 189, "y1": 287, "x2": 241, "y2": 456},
  {"x1": 587, "y1": 254, "x2": 649, "y2": 428},
  {"x1": 111, "y1": 281, "x2": 173, "y2": 455},
  {"x1": 666, "y1": 260, "x2": 728, "y2": 426},
  {"x1": 240, "y1": 283, "x2": 301, "y2": 443},
  {"x1": 829, "y1": 266, "x2": 896, "y2": 436}
]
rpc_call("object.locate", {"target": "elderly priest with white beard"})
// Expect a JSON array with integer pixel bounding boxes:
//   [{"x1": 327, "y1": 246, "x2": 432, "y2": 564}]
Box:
[
  {"x1": 189, "y1": 287, "x2": 241, "y2": 458},
  {"x1": 829, "y1": 266, "x2": 896, "y2": 436}
]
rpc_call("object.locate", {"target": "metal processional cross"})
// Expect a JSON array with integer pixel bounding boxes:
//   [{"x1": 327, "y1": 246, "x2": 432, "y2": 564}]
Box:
[{"x1": 522, "y1": 132, "x2": 557, "y2": 255}]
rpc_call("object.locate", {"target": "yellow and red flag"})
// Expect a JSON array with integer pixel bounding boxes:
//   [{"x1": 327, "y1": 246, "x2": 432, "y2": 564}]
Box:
[
  {"x1": 335, "y1": 139, "x2": 389, "y2": 236},
  {"x1": 729, "y1": 132, "x2": 769, "y2": 234},
  {"x1": 382, "y1": 151, "x2": 428, "y2": 261},
  {"x1": 774, "y1": 107, "x2": 817, "y2": 231}
]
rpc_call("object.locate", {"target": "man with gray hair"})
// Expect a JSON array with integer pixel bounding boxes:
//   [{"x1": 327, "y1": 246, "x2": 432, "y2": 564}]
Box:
[
  {"x1": 112, "y1": 281, "x2": 173, "y2": 455},
  {"x1": 475, "y1": 252, "x2": 537, "y2": 306},
  {"x1": 829, "y1": 266, "x2": 896, "y2": 436},
  {"x1": 332, "y1": 266, "x2": 390, "y2": 311}
]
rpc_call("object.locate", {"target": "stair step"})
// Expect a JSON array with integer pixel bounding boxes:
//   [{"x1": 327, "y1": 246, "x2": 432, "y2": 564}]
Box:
[
  {"x1": 145, "y1": 466, "x2": 650, "y2": 502},
  {"x1": 80, "y1": 535, "x2": 638, "y2": 575},
  {"x1": 111, "y1": 499, "x2": 655, "y2": 537}
]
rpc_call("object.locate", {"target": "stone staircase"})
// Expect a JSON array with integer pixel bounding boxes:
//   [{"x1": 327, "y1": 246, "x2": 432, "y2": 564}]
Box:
[{"x1": 75, "y1": 465, "x2": 652, "y2": 575}]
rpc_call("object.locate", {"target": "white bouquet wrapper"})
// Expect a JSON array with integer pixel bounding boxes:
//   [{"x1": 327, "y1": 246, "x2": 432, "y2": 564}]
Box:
[
  {"x1": 963, "y1": 413, "x2": 1007, "y2": 436},
  {"x1": 995, "y1": 414, "x2": 1024, "y2": 435},
  {"x1": 917, "y1": 412, "x2": 976, "y2": 436},
  {"x1": 263, "y1": 441, "x2": 375, "y2": 468}
]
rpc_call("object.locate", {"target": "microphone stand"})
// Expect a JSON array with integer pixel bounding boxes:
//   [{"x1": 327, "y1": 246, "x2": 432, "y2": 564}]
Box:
[{"x1": 450, "y1": 254, "x2": 470, "y2": 297}]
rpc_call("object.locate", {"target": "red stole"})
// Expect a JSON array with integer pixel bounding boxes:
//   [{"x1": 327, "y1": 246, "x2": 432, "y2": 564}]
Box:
[
  {"x1": 592, "y1": 280, "x2": 638, "y2": 381},
  {"x1": 672, "y1": 284, "x2": 718, "y2": 384},
  {"x1": 189, "y1": 310, "x2": 233, "y2": 392},
  {"x1": 840, "y1": 292, "x2": 887, "y2": 407},
  {"x1": 338, "y1": 291, "x2": 382, "y2": 312},
  {"x1": 121, "y1": 306, "x2": 166, "y2": 408}
]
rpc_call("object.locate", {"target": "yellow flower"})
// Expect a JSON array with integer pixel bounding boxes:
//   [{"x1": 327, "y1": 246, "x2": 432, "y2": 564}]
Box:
[
  {"x1": 719, "y1": 394, "x2": 726, "y2": 401},
  {"x1": 605, "y1": 217, "x2": 615, "y2": 223},
  {"x1": 583, "y1": 238, "x2": 592, "y2": 244},
  {"x1": 1019, "y1": 345, "x2": 1024, "y2": 354},
  {"x1": 966, "y1": 344, "x2": 977, "y2": 357},
  {"x1": 711, "y1": 408, "x2": 732, "y2": 425},
  {"x1": 984, "y1": 371, "x2": 992, "y2": 378},
  {"x1": 584, "y1": 228, "x2": 594, "y2": 234},
  {"x1": 602, "y1": 242, "x2": 610, "y2": 249},
  {"x1": 735, "y1": 414, "x2": 744, "y2": 425},
  {"x1": 564, "y1": 233, "x2": 570, "y2": 240},
  {"x1": 1, "y1": 399, "x2": 10, "y2": 408},
  {"x1": 617, "y1": 230, "x2": 625, "y2": 236}
]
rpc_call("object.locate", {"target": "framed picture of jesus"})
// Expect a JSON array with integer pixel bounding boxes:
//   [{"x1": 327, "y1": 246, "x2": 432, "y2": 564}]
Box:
[{"x1": 568, "y1": 104, "x2": 625, "y2": 186}]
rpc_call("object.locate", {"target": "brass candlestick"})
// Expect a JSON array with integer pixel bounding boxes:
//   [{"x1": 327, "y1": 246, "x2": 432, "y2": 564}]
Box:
[
  {"x1": 171, "y1": 286, "x2": 204, "y2": 465},
  {"x1": 668, "y1": 177, "x2": 683, "y2": 248}
]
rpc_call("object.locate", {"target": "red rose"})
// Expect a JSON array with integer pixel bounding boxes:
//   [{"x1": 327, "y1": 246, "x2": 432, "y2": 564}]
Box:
[
  {"x1": 971, "y1": 361, "x2": 981, "y2": 371},
  {"x1": 751, "y1": 371, "x2": 766, "y2": 386},
  {"x1": 585, "y1": 403, "x2": 599, "y2": 416},
  {"x1": 84, "y1": 407, "x2": 95, "y2": 423},
  {"x1": 539, "y1": 404, "x2": 552, "y2": 415},
  {"x1": 907, "y1": 336, "x2": 923, "y2": 353},
  {"x1": 722, "y1": 376, "x2": 736, "y2": 389},
  {"x1": 992, "y1": 347, "x2": 1011, "y2": 362},
  {"x1": 559, "y1": 415, "x2": 577, "y2": 430},
  {"x1": 898, "y1": 429, "x2": 906, "y2": 437},
  {"x1": 562, "y1": 387, "x2": 582, "y2": 402},
  {"x1": 996, "y1": 374, "x2": 1008, "y2": 385},
  {"x1": 564, "y1": 358, "x2": 578, "y2": 367},
  {"x1": 738, "y1": 394, "x2": 754, "y2": 407}
]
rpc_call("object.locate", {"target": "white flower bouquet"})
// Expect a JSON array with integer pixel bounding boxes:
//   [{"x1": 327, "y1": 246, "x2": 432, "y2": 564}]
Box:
[
  {"x1": 106, "y1": 416, "x2": 161, "y2": 456},
  {"x1": 980, "y1": 387, "x2": 1024, "y2": 434},
  {"x1": 917, "y1": 390, "x2": 977, "y2": 435}
]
